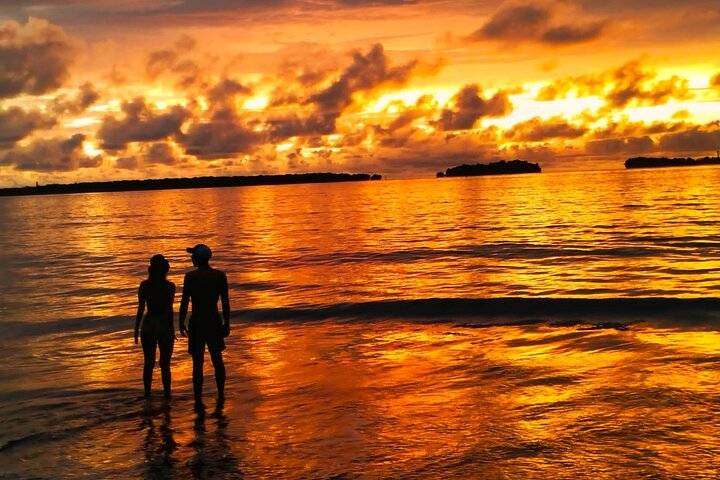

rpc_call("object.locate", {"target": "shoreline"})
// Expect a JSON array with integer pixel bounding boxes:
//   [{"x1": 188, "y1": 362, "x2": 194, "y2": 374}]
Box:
[{"x1": 0, "y1": 172, "x2": 374, "y2": 197}]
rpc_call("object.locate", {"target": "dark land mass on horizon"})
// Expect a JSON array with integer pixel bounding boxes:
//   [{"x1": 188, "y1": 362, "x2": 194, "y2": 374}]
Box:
[
  {"x1": 0, "y1": 172, "x2": 376, "y2": 197},
  {"x1": 625, "y1": 156, "x2": 720, "y2": 169},
  {"x1": 439, "y1": 160, "x2": 541, "y2": 178}
]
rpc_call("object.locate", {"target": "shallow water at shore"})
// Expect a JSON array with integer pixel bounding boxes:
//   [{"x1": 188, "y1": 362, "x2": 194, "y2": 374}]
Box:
[{"x1": 2, "y1": 317, "x2": 720, "y2": 479}]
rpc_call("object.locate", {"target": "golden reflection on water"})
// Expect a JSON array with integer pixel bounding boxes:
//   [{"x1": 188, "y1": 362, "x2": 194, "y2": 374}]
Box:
[
  {"x1": 2, "y1": 168, "x2": 720, "y2": 324},
  {"x1": 6, "y1": 316, "x2": 720, "y2": 478}
]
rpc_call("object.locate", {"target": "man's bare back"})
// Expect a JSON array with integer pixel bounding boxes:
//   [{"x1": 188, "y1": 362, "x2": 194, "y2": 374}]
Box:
[{"x1": 178, "y1": 244, "x2": 230, "y2": 409}]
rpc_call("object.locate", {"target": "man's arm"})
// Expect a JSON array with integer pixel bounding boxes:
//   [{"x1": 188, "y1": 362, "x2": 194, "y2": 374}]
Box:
[
  {"x1": 135, "y1": 283, "x2": 146, "y2": 344},
  {"x1": 179, "y1": 274, "x2": 190, "y2": 337},
  {"x1": 221, "y1": 272, "x2": 230, "y2": 336}
]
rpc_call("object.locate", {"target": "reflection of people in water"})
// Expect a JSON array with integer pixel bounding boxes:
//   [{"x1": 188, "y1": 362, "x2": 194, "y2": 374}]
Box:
[
  {"x1": 141, "y1": 404, "x2": 177, "y2": 479},
  {"x1": 135, "y1": 254, "x2": 175, "y2": 397},
  {"x1": 189, "y1": 404, "x2": 242, "y2": 478},
  {"x1": 179, "y1": 244, "x2": 230, "y2": 410}
]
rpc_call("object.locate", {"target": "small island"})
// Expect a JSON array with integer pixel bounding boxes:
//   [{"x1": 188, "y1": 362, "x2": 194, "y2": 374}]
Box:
[
  {"x1": 0, "y1": 172, "x2": 373, "y2": 197},
  {"x1": 625, "y1": 156, "x2": 720, "y2": 169},
  {"x1": 440, "y1": 160, "x2": 541, "y2": 177}
]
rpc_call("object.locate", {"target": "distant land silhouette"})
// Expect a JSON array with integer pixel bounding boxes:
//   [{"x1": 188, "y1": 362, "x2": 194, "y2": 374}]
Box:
[
  {"x1": 0, "y1": 173, "x2": 375, "y2": 197},
  {"x1": 439, "y1": 160, "x2": 541, "y2": 178},
  {"x1": 625, "y1": 156, "x2": 720, "y2": 169}
]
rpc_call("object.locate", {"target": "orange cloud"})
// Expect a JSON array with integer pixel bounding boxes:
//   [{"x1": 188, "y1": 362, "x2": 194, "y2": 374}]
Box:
[
  {"x1": 269, "y1": 44, "x2": 422, "y2": 140},
  {"x1": 537, "y1": 59, "x2": 693, "y2": 111},
  {"x1": 589, "y1": 118, "x2": 688, "y2": 140},
  {"x1": 711, "y1": 72, "x2": 720, "y2": 88},
  {"x1": 504, "y1": 116, "x2": 586, "y2": 141},
  {"x1": 2, "y1": 5, "x2": 718, "y2": 185}
]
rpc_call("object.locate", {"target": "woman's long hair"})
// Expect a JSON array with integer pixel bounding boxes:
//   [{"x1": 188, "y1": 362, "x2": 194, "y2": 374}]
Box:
[{"x1": 148, "y1": 254, "x2": 170, "y2": 283}]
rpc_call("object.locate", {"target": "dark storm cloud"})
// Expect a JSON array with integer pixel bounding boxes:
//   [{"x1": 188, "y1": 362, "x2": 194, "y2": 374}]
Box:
[
  {"x1": 576, "y1": 0, "x2": 720, "y2": 14},
  {"x1": 145, "y1": 41, "x2": 202, "y2": 89},
  {"x1": 0, "y1": 0, "x2": 290, "y2": 23},
  {"x1": 437, "y1": 84, "x2": 512, "y2": 131},
  {"x1": 97, "y1": 97, "x2": 191, "y2": 150},
  {"x1": 657, "y1": 124, "x2": 720, "y2": 153},
  {"x1": 207, "y1": 78, "x2": 252, "y2": 109},
  {"x1": 585, "y1": 136, "x2": 655, "y2": 155},
  {"x1": 50, "y1": 82, "x2": 100, "y2": 115},
  {"x1": 466, "y1": 3, "x2": 607, "y2": 46},
  {"x1": 504, "y1": 116, "x2": 587, "y2": 141},
  {"x1": 145, "y1": 142, "x2": 180, "y2": 165},
  {"x1": 547, "y1": 0, "x2": 719, "y2": 48},
  {"x1": 337, "y1": 0, "x2": 417, "y2": 5},
  {"x1": 537, "y1": 60, "x2": 693, "y2": 111},
  {"x1": 268, "y1": 114, "x2": 337, "y2": 140},
  {"x1": 113, "y1": 142, "x2": 183, "y2": 170},
  {"x1": 0, "y1": 0, "x2": 422, "y2": 29},
  {"x1": 115, "y1": 155, "x2": 139, "y2": 170},
  {"x1": 540, "y1": 22, "x2": 606, "y2": 45},
  {"x1": 0, "y1": 106, "x2": 56, "y2": 148},
  {"x1": 0, "y1": 133, "x2": 101, "y2": 172},
  {"x1": 0, "y1": 17, "x2": 76, "y2": 98},
  {"x1": 146, "y1": 49, "x2": 179, "y2": 78},
  {"x1": 468, "y1": 4, "x2": 550, "y2": 41},
  {"x1": 181, "y1": 110, "x2": 265, "y2": 159},
  {"x1": 137, "y1": 0, "x2": 292, "y2": 15}
]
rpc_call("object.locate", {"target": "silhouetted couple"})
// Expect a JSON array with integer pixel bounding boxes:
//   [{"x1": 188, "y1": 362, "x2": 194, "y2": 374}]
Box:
[{"x1": 134, "y1": 244, "x2": 230, "y2": 410}]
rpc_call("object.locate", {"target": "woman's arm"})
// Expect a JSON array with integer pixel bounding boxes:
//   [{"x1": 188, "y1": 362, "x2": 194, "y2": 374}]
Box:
[
  {"x1": 168, "y1": 282, "x2": 176, "y2": 335},
  {"x1": 135, "y1": 282, "x2": 146, "y2": 344}
]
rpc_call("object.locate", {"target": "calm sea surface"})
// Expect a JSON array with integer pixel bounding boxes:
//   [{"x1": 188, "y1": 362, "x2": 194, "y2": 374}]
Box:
[{"x1": 1, "y1": 168, "x2": 720, "y2": 479}]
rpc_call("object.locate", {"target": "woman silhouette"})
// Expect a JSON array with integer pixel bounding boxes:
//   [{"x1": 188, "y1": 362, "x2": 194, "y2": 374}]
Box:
[{"x1": 135, "y1": 254, "x2": 176, "y2": 397}]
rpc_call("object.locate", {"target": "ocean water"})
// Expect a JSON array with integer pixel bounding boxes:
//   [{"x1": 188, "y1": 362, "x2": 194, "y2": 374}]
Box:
[{"x1": 1, "y1": 167, "x2": 720, "y2": 479}]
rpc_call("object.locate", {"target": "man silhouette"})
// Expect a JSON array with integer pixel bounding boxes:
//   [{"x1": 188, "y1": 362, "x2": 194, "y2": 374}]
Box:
[{"x1": 179, "y1": 244, "x2": 230, "y2": 410}]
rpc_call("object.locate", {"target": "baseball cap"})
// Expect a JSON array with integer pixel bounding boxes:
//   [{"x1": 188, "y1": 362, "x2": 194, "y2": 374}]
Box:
[{"x1": 186, "y1": 243, "x2": 212, "y2": 260}]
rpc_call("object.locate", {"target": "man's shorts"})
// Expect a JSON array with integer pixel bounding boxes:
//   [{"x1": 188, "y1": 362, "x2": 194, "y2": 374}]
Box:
[{"x1": 188, "y1": 315, "x2": 226, "y2": 356}]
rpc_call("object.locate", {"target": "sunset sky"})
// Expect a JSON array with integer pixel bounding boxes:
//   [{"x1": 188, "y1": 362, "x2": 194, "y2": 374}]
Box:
[{"x1": 0, "y1": 0, "x2": 719, "y2": 187}]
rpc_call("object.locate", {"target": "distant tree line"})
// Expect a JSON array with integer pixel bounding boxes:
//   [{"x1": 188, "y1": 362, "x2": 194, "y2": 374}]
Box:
[
  {"x1": 625, "y1": 156, "x2": 720, "y2": 169},
  {"x1": 439, "y1": 160, "x2": 541, "y2": 177},
  {"x1": 0, "y1": 173, "x2": 374, "y2": 197}
]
